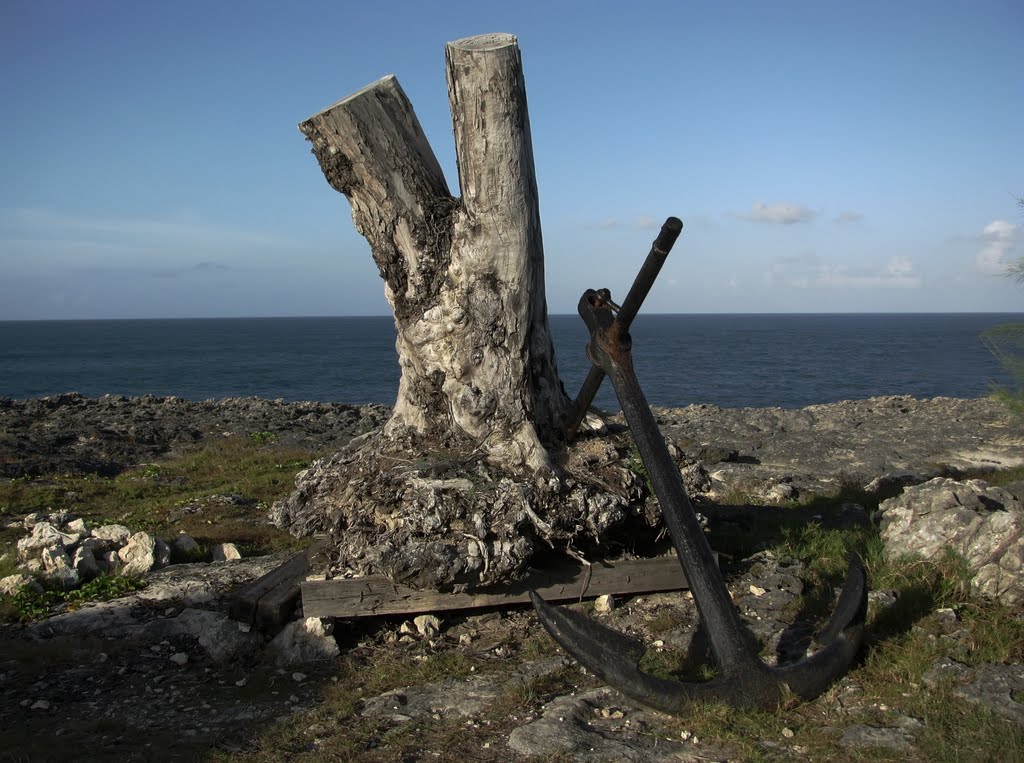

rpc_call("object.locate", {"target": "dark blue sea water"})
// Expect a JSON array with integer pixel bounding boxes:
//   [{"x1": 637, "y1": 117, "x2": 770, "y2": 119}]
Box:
[{"x1": 1, "y1": 314, "x2": 1020, "y2": 410}]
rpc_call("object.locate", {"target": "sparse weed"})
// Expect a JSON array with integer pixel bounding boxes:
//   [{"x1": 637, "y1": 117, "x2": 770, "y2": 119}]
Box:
[{"x1": 10, "y1": 573, "x2": 146, "y2": 622}]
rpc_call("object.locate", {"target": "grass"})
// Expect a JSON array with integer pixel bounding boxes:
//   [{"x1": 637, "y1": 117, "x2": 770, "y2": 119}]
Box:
[
  {"x1": 3, "y1": 433, "x2": 1024, "y2": 761},
  {"x1": 0, "y1": 434, "x2": 316, "y2": 560},
  {"x1": 2, "y1": 573, "x2": 147, "y2": 622},
  {"x1": 0, "y1": 434, "x2": 320, "y2": 624}
]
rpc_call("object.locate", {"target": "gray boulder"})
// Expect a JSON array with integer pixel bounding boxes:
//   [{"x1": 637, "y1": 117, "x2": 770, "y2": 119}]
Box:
[
  {"x1": 72, "y1": 546, "x2": 100, "y2": 581},
  {"x1": 171, "y1": 532, "x2": 200, "y2": 557},
  {"x1": 878, "y1": 478, "x2": 1024, "y2": 606}
]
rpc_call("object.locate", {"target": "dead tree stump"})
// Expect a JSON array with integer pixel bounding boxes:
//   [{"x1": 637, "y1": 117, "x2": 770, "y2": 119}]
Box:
[{"x1": 274, "y1": 34, "x2": 668, "y2": 590}]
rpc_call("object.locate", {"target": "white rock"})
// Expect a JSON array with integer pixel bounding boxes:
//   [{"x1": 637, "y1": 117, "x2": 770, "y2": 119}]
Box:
[
  {"x1": 879, "y1": 478, "x2": 1024, "y2": 606},
  {"x1": 414, "y1": 614, "x2": 442, "y2": 638},
  {"x1": 64, "y1": 517, "x2": 89, "y2": 536},
  {"x1": 92, "y1": 524, "x2": 132, "y2": 546},
  {"x1": 21, "y1": 559, "x2": 43, "y2": 574},
  {"x1": 593, "y1": 594, "x2": 616, "y2": 613},
  {"x1": 41, "y1": 546, "x2": 79, "y2": 588},
  {"x1": 163, "y1": 608, "x2": 263, "y2": 663},
  {"x1": 30, "y1": 700, "x2": 50, "y2": 711},
  {"x1": 16, "y1": 522, "x2": 65, "y2": 560},
  {"x1": 211, "y1": 543, "x2": 242, "y2": 562},
  {"x1": 267, "y1": 617, "x2": 341, "y2": 665},
  {"x1": 38, "y1": 544, "x2": 70, "y2": 569},
  {"x1": 169, "y1": 652, "x2": 189, "y2": 666},
  {"x1": 0, "y1": 573, "x2": 43, "y2": 597},
  {"x1": 118, "y1": 532, "x2": 159, "y2": 576},
  {"x1": 23, "y1": 512, "x2": 50, "y2": 530}
]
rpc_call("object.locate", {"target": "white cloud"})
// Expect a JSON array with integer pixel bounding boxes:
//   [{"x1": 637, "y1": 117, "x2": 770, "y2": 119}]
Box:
[
  {"x1": 976, "y1": 219, "x2": 1020, "y2": 275},
  {"x1": 834, "y1": 211, "x2": 864, "y2": 223},
  {"x1": 819, "y1": 256, "x2": 922, "y2": 289},
  {"x1": 0, "y1": 207, "x2": 286, "y2": 247},
  {"x1": 742, "y1": 201, "x2": 815, "y2": 225},
  {"x1": 768, "y1": 253, "x2": 922, "y2": 289}
]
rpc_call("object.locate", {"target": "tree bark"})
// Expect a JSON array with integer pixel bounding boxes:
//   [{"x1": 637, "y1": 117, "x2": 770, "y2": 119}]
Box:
[{"x1": 299, "y1": 33, "x2": 569, "y2": 474}]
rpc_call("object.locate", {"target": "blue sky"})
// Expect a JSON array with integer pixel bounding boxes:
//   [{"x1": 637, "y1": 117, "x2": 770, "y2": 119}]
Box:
[{"x1": 1, "y1": 0, "x2": 1021, "y2": 319}]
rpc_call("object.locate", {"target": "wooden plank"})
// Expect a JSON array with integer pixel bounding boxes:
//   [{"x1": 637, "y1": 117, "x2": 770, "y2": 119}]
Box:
[
  {"x1": 301, "y1": 554, "x2": 698, "y2": 619},
  {"x1": 229, "y1": 539, "x2": 325, "y2": 626}
]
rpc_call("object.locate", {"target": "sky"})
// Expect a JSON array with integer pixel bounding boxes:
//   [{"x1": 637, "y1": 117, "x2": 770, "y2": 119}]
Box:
[{"x1": 1, "y1": 0, "x2": 1022, "y2": 320}]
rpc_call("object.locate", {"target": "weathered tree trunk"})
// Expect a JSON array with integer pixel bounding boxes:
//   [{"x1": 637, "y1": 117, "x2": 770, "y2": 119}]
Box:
[
  {"x1": 275, "y1": 34, "x2": 654, "y2": 591},
  {"x1": 298, "y1": 33, "x2": 568, "y2": 474}
]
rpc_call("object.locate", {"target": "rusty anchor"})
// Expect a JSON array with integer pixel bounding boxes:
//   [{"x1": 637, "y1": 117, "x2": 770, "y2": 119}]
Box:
[{"x1": 532, "y1": 217, "x2": 867, "y2": 711}]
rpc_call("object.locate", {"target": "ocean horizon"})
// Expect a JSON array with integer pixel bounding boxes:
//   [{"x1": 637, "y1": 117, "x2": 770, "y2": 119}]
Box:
[{"x1": 2, "y1": 312, "x2": 1021, "y2": 411}]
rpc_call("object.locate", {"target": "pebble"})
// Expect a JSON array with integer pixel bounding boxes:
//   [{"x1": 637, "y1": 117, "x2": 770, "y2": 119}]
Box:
[
  {"x1": 593, "y1": 594, "x2": 616, "y2": 613},
  {"x1": 30, "y1": 700, "x2": 51, "y2": 710},
  {"x1": 169, "y1": 653, "x2": 189, "y2": 666}
]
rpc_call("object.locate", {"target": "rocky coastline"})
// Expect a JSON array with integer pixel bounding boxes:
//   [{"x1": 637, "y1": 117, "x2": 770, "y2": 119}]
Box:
[
  {"x1": 2, "y1": 392, "x2": 1023, "y2": 760},
  {"x1": 2, "y1": 391, "x2": 1020, "y2": 491}
]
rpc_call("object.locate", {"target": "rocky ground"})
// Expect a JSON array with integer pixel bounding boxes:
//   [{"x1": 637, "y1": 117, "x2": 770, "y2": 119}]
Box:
[
  {"x1": 0, "y1": 393, "x2": 390, "y2": 478},
  {"x1": 1, "y1": 394, "x2": 1023, "y2": 761}
]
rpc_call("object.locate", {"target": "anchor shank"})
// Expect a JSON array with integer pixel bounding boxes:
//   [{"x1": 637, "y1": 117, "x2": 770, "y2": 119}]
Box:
[
  {"x1": 605, "y1": 350, "x2": 758, "y2": 673},
  {"x1": 564, "y1": 217, "x2": 683, "y2": 440}
]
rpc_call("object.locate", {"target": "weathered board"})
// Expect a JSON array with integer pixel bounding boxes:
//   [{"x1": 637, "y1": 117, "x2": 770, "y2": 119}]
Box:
[
  {"x1": 230, "y1": 539, "x2": 325, "y2": 627},
  {"x1": 301, "y1": 554, "x2": 699, "y2": 619}
]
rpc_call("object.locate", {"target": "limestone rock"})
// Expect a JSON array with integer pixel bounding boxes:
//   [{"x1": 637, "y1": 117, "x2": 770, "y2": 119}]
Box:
[
  {"x1": 118, "y1": 531, "x2": 160, "y2": 576},
  {"x1": 92, "y1": 524, "x2": 133, "y2": 546},
  {"x1": 923, "y1": 658, "x2": 1024, "y2": 725},
  {"x1": 212, "y1": 543, "x2": 242, "y2": 562},
  {"x1": 507, "y1": 687, "x2": 721, "y2": 762},
  {"x1": 158, "y1": 608, "x2": 263, "y2": 663},
  {"x1": 154, "y1": 537, "x2": 171, "y2": 568},
  {"x1": 0, "y1": 573, "x2": 43, "y2": 597},
  {"x1": 413, "y1": 614, "x2": 441, "y2": 638},
  {"x1": 22, "y1": 512, "x2": 50, "y2": 530},
  {"x1": 593, "y1": 594, "x2": 616, "y2": 613},
  {"x1": 839, "y1": 724, "x2": 916, "y2": 751},
  {"x1": 64, "y1": 517, "x2": 89, "y2": 536},
  {"x1": 267, "y1": 617, "x2": 340, "y2": 665},
  {"x1": 878, "y1": 478, "x2": 1024, "y2": 606},
  {"x1": 16, "y1": 522, "x2": 65, "y2": 560},
  {"x1": 40, "y1": 546, "x2": 79, "y2": 588}
]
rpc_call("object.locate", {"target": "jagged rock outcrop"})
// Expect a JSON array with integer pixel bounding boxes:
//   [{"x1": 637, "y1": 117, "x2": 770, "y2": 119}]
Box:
[
  {"x1": 653, "y1": 395, "x2": 1024, "y2": 501},
  {"x1": 0, "y1": 393, "x2": 389, "y2": 477},
  {"x1": 878, "y1": 478, "x2": 1024, "y2": 606}
]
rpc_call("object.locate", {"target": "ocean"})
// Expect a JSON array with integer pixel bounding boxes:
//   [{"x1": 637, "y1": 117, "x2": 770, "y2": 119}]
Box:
[{"x1": 1, "y1": 314, "x2": 1020, "y2": 410}]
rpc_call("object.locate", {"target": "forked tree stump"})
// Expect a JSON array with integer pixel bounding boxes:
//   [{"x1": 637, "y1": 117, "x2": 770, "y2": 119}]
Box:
[
  {"x1": 298, "y1": 33, "x2": 569, "y2": 474},
  {"x1": 275, "y1": 34, "x2": 665, "y2": 590}
]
